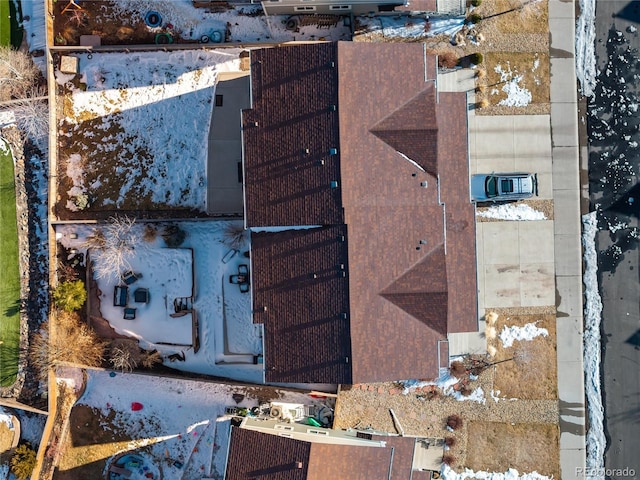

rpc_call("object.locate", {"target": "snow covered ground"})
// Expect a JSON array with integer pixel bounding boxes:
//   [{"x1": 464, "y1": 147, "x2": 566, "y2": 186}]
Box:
[
  {"x1": 57, "y1": 49, "x2": 241, "y2": 211},
  {"x1": 581, "y1": 212, "x2": 605, "y2": 473},
  {"x1": 476, "y1": 203, "x2": 546, "y2": 221},
  {"x1": 63, "y1": 367, "x2": 331, "y2": 480},
  {"x1": 57, "y1": 220, "x2": 263, "y2": 384},
  {"x1": 356, "y1": 14, "x2": 464, "y2": 40}
]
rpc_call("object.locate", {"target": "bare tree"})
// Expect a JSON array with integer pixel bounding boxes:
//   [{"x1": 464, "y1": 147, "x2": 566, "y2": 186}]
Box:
[
  {"x1": 0, "y1": 46, "x2": 40, "y2": 102},
  {"x1": 85, "y1": 215, "x2": 142, "y2": 280},
  {"x1": 221, "y1": 222, "x2": 248, "y2": 249}
]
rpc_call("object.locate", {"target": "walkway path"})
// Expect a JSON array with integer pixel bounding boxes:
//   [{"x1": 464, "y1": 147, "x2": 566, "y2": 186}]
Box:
[{"x1": 548, "y1": 1, "x2": 587, "y2": 478}]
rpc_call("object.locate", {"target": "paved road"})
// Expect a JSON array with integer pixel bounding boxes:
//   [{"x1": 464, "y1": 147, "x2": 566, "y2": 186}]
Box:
[{"x1": 590, "y1": 1, "x2": 640, "y2": 476}]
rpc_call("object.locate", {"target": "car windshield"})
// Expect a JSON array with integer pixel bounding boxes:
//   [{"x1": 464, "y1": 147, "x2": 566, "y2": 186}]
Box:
[{"x1": 485, "y1": 176, "x2": 498, "y2": 197}]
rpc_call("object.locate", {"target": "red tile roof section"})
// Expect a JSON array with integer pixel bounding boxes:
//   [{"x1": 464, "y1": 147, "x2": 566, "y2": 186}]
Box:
[
  {"x1": 337, "y1": 42, "x2": 477, "y2": 382},
  {"x1": 242, "y1": 43, "x2": 343, "y2": 227},
  {"x1": 251, "y1": 225, "x2": 352, "y2": 383}
]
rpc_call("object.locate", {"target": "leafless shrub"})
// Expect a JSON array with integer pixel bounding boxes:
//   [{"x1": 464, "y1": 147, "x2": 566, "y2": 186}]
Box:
[
  {"x1": 449, "y1": 360, "x2": 467, "y2": 377},
  {"x1": 438, "y1": 51, "x2": 459, "y2": 70},
  {"x1": 162, "y1": 223, "x2": 187, "y2": 248},
  {"x1": 476, "y1": 98, "x2": 490, "y2": 109},
  {"x1": 444, "y1": 437, "x2": 456, "y2": 447},
  {"x1": 476, "y1": 67, "x2": 487, "y2": 80},
  {"x1": 0, "y1": 46, "x2": 40, "y2": 101},
  {"x1": 140, "y1": 349, "x2": 162, "y2": 369},
  {"x1": 222, "y1": 222, "x2": 248, "y2": 249},
  {"x1": 460, "y1": 384, "x2": 474, "y2": 396},
  {"x1": 108, "y1": 339, "x2": 141, "y2": 373},
  {"x1": 442, "y1": 454, "x2": 457, "y2": 466},
  {"x1": 85, "y1": 216, "x2": 142, "y2": 280},
  {"x1": 475, "y1": 84, "x2": 487, "y2": 94},
  {"x1": 143, "y1": 224, "x2": 158, "y2": 243},
  {"x1": 30, "y1": 312, "x2": 105, "y2": 381},
  {"x1": 57, "y1": 261, "x2": 79, "y2": 283},
  {"x1": 446, "y1": 414, "x2": 463, "y2": 431}
]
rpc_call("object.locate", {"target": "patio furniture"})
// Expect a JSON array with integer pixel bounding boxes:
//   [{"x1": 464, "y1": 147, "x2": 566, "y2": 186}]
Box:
[
  {"x1": 123, "y1": 308, "x2": 136, "y2": 320},
  {"x1": 121, "y1": 270, "x2": 141, "y2": 285},
  {"x1": 240, "y1": 282, "x2": 250, "y2": 294},
  {"x1": 229, "y1": 274, "x2": 246, "y2": 284},
  {"x1": 222, "y1": 249, "x2": 237, "y2": 264},
  {"x1": 134, "y1": 288, "x2": 150, "y2": 304},
  {"x1": 114, "y1": 286, "x2": 128, "y2": 307},
  {"x1": 238, "y1": 264, "x2": 249, "y2": 276}
]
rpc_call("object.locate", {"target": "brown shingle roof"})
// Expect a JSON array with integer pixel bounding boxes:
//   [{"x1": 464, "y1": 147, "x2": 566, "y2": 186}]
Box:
[
  {"x1": 251, "y1": 225, "x2": 352, "y2": 383},
  {"x1": 225, "y1": 427, "x2": 310, "y2": 480},
  {"x1": 226, "y1": 428, "x2": 418, "y2": 480},
  {"x1": 244, "y1": 42, "x2": 477, "y2": 383},
  {"x1": 337, "y1": 42, "x2": 476, "y2": 382},
  {"x1": 242, "y1": 43, "x2": 343, "y2": 227}
]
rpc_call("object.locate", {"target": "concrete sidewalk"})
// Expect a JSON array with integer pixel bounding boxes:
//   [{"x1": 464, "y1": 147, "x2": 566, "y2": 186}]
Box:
[{"x1": 549, "y1": 0, "x2": 587, "y2": 478}]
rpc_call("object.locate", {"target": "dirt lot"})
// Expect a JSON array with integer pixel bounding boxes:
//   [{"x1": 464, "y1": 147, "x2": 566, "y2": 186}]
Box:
[{"x1": 466, "y1": 421, "x2": 559, "y2": 478}]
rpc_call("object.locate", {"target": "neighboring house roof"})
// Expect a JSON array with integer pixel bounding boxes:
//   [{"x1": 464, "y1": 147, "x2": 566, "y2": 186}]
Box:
[
  {"x1": 251, "y1": 226, "x2": 352, "y2": 383},
  {"x1": 225, "y1": 427, "x2": 311, "y2": 480},
  {"x1": 243, "y1": 42, "x2": 477, "y2": 383},
  {"x1": 226, "y1": 427, "x2": 422, "y2": 480}
]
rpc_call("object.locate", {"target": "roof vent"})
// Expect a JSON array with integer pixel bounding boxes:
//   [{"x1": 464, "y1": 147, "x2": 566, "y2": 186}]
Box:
[
  {"x1": 312, "y1": 273, "x2": 318, "y2": 279},
  {"x1": 330, "y1": 180, "x2": 339, "y2": 189},
  {"x1": 303, "y1": 148, "x2": 310, "y2": 154},
  {"x1": 253, "y1": 121, "x2": 259, "y2": 127},
  {"x1": 317, "y1": 159, "x2": 325, "y2": 166},
  {"x1": 419, "y1": 239, "x2": 427, "y2": 245},
  {"x1": 262, "y1": 306, "x2": 268, "y2": 312},
  {"x1": 329, "y1": 104, "x2": 337, "y2": 111},
  {"x1": 296, "y1": 462, "x2": 304, "y2": 469},
  {"x1": 338, "y1": 263, "x2": 345, "y2": 270},
  {"x1": 329, "y1": 148, "x2": 338, "y2": 155},
  {"x1": 339, "y1": 271, "x2": 346, "y2": 278},
  {"x1": 345, "y1": 356, "x2": 349, "y2": 363},
  {"x1": 337, "y1": 235, "x2": 345, "y2": 242},
  {"x1": 341, "y1": 312, "x2": 348, "y2": 320},
  {"x1": 420, "y1": 181, "x2": 428, "y2": 188},
  {"x1": 330, "y1": 61, "x2": 335, "y2": 68}
]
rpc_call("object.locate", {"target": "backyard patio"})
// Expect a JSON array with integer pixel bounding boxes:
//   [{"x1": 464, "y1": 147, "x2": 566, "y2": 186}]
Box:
[{"x1": 56, "y1": 219, "x2": 265, "y2": 384}]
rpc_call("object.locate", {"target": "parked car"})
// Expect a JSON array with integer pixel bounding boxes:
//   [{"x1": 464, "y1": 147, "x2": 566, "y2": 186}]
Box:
[{"x1": 470, "y1": 173, "x2": 538, "y2": 202}]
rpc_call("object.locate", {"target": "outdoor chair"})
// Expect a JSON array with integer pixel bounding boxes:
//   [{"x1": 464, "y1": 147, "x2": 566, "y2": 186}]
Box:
[
  {"x1": 134, "y1": 288, "x2": 150, "y2": 304},
  {"x1": 238, "y1": 264, "x2": 249, "y2": 276},
  {"x1": 121, "y1": 270, "x2": 141, "y2": 285},
  {"x1": 113, "y1": 285, "x2": 128, "y2": 307},
  {"x1": 229, "y1": 274, "x2": 242, "y2": 284},
  {"x1": 123, "y1": 308, "x2": 136, "y2": 320},
  {"x1": 240, "y1": 282, "x2": 250, "y2": 294}
]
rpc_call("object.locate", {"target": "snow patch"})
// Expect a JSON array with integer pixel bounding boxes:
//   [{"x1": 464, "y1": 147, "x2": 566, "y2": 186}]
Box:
[
  {"x1": 582, "y1": 212, "x2": 605, "y2": 472},
  {"x1": 442, "y1": 465, "x2": 552, "y2": 480},
  {"x1": 493, "y1": 64, "x2": 532, "y2": 107},
  {"x1": 576, "y1": 0, "x2": 596, "y2": 96},
  {"x1": 477, "y1": 203, "x2": 546, "y2": 221},
  {"x1": 499, "y1": 323, "x2": 549, "y2": 348}
]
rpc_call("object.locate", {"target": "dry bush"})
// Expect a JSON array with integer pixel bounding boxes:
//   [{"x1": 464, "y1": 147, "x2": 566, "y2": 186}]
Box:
[
  {"x1": 445, "y1": 436, "x2": 457, "y2": 447},
  {"x1": 108, "y1": 339, "x2": 142, "y2": 372},
  {"x1": 30, "y1": 313, "x2": 105, "y2": 381},
  {"x1": 446, "y1": 414, "x2": 464, "y2": 430},
  {"x1": 57, "y1": 261, "x2": 79, "y2": 282},
  {"x1": 475, "y1": 84, "x2": 487, "y2": 94},
  {"x1": 485, "y1": 311, "x2": 498, "y2": 325},
  {"x1": 442, "y1": 454, "x2": 457, "y2": 466},
  {"x1": 222, "y1": 222, "x2": 248, "y2": 249},
  {"x1": 142, "y1": 224, "x2": 158, "y2": 243},
  {"x1": 460, "y1": 384, "x2": 474, "y2": 396},
  {"x1": 438, "y1": 51, "x2": 459, "y2": 70},
  {"x1": 449, "y1": 360, "x2": 467, "y2": 377},
  {"x1": 487, "y1": 345, "x2": 497, "y2": 357},
  {"x1": 140, "y1": 349, "x2": 162, "y2": 369},
  {"x1": 476, "y1": 98, "x2": 490, "y2": 109},
  {"x1": 0, "y1": 46, "x2": 40, "y2": 101},
  {"x1": 162, "y1": 223, "x2": 187, "y2": 248}
]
